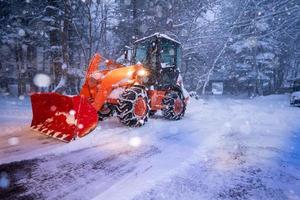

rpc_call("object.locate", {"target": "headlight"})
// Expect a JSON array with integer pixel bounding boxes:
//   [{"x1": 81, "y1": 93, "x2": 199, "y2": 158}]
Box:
[
  {"x1": 136, "y1": 69, "x2": 149, "y2": 83},
  {"x1": 137, "y1": 69, "x2": 148, "y2": 76},
  {"x1": 127, "y1": 70, "x2": 134, "y2": 76}
]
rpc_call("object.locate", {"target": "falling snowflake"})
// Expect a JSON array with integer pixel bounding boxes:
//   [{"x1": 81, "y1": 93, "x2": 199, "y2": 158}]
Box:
[
  {"x1": 247, "y1": 37, "x2": 257, "y2": 48},
  {"x1": 205, "y1": 10, "x2": 215, "y2": 21},
  {"x1": 8, "y1": 137, "x2": 19, "y2": 146},
  {"x1": 50, "y1": 105, "x2": 57, "y2": 111},
  {"x1": 129, "y1": 137, "x2": 142, "y2": 147},
  {"x1": 169, "y1": 49, "x2": 175, "y2": 56},
  {"x1": 69, "y1": 110, "x2": 76, "y2": 116},
  {"x1": 62, "y1": 63, "x2": 67, "y2": 70},
  {"x1": 19, "y1": 95, "x2": 25, "y2": 100},
  {"x1": 18, "y1": 29, "x2": 25, "y2": 37},
  {"x1": 33, "y1": 73, "x2": 51, "y2": 87},
  {"x1": 78, "y1": 124, "x2": 84, "y2": 129}
]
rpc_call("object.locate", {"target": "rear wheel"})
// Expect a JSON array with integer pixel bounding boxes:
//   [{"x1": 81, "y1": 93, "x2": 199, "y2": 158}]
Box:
[
  {"x1": 117, "y1": 87, "x2": 149, "y2": 127},
  {"x1": 162, "y1": 90, "x2": 186, "y2": 120}
]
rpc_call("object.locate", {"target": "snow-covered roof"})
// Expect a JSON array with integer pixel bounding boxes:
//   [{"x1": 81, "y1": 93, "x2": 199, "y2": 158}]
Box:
[{"x1": 134, "y1": 33, "x2": 181, "y2": 45}]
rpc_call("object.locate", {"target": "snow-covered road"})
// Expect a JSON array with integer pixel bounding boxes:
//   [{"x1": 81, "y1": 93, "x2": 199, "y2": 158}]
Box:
[{"x1": 0, "y1": 95, "x2": 300, "y2": 200}]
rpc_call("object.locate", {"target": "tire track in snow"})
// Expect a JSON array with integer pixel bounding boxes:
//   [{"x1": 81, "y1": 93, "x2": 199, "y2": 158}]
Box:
[
  {"x1": 0, "y1": 123, "x2": 135, "y2": 164},
  {"x1": 0, "y1": 144, "x2": 161, "y2": 200},
  {"x1": 0, "y1": 119, "x2": 201, "y2": 200}
]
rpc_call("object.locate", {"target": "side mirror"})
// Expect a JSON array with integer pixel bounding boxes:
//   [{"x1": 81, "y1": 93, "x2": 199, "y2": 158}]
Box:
[
  {"x1": 124, "y1": 50, "x2": 128, "y2": 60},
  {"x1": 124, "y1": 46, "x2": 133, "y2": 62},
  {"x1": 117, "y1": 46, "x2": 133, "y2": 65}
]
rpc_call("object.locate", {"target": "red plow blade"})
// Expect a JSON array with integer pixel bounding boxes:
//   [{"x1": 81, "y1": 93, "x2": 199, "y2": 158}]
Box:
[{"x1": 30, "y1": 93, "x2": 98, "y2": 142}]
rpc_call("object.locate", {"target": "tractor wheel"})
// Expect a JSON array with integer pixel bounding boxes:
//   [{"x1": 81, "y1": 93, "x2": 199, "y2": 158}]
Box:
[
  {"x1": 162, "y1": 90, "x2": 186, "y2": 120},
  {"x1": 117, "y1": 87, "x2": 150, "y2": 127},
  {"x1": 98, "y1": 104, "x2": 114, "y2": 121}
]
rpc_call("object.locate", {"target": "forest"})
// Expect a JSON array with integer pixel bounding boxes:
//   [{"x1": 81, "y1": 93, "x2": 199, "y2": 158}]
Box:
[{"x1": 0, "y1": 0, "x2": 300, "y2": 96}]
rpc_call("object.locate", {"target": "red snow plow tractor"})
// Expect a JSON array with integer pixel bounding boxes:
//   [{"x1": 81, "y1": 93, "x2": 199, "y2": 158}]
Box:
[{"x1": 30, "y1": 33, "x2": 189, "y2": 142}]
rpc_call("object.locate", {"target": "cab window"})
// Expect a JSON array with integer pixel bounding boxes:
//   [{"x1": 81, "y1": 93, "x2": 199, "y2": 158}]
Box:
[
  {"x1": 135, "y1": 42, "x2": 148, "y2": 63},
  {"x1": 134, "y1": 40, "x2": 157, "y2": 70},
  {"x1": 160, "y1": 40, "x2": 176, "y2": 68}
]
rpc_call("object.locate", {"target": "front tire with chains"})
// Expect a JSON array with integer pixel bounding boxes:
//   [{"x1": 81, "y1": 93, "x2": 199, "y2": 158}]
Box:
[{"x1": 117, "y1": 87, "x2": 150, "y2": 127}]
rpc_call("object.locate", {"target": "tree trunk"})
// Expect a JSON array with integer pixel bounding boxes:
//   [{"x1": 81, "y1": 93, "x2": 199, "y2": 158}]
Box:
[
  {"x1": 15, "y1": 43, "x2": 26, "y2": 96},
  {"x1": 47, "y1": 0, "x2": 62, "y2": 90},
  {"x1": 27, "y1": 44, "x2": 37, "y2": 92},
  {"x1": 58, "y1": 0, "x2": 71, "y2": 93},
  {"x1": 62, "y1": 2, "x2": 69, "y2": 67},
  {"x1": 132, "y1": 0, "x2": 138, "y2": 39}
]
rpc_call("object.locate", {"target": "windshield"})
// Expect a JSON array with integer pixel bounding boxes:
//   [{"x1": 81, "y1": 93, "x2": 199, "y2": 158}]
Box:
[
  {"x1": 160, "y1": 40, "x2": 178, "y2": 68},
  {"x1": 135, "y1": 43, "x2": 147, "y2": 63},
  {"x1": 134, "y1": 40, "x2": 157, "y2": 70}
]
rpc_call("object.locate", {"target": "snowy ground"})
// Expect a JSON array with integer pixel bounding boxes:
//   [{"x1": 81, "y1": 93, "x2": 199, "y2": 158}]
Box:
[{"x1": 0, "y1": 95, "x2": 300, "y2": 200}]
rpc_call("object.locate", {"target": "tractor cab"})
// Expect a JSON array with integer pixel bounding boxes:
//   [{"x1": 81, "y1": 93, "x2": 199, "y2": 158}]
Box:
[{"x1": 132, "y1": 33, "x2": 182, "y2": 89}]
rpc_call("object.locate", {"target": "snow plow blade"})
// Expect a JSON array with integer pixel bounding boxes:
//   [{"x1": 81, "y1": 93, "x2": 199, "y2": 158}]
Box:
[{"x1": 30, "y1": 93, "x2": 98, "y2": 142}]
